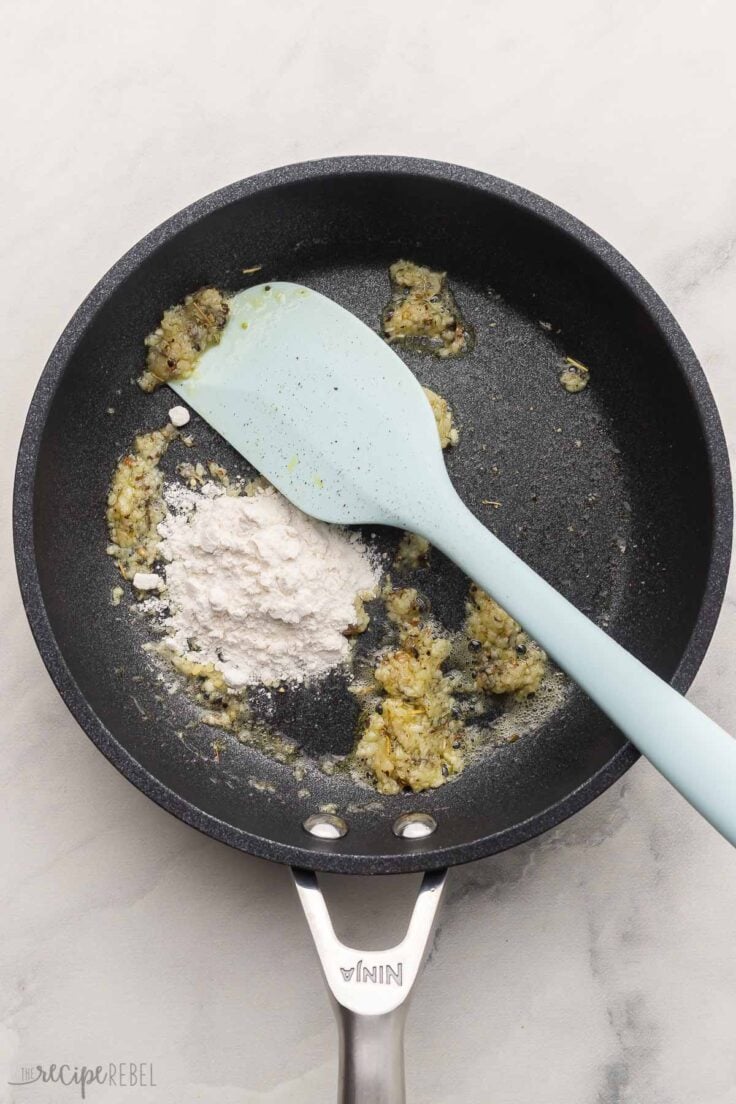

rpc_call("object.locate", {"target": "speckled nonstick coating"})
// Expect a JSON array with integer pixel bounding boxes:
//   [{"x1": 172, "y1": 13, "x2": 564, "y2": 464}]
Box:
[{"x1": 13, "y1": 157, "x2": 732, "y2": 874}]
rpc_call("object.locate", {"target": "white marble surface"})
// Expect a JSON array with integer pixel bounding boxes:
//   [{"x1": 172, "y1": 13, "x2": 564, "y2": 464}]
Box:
[{"x1": 2, "y1": 1, "x2": 736, "y2": 1101}]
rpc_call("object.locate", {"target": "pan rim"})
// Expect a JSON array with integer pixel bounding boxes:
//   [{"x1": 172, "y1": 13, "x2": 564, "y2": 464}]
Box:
[{"x1": 13, "y1": 155, "x2": 733, "y2": 874}]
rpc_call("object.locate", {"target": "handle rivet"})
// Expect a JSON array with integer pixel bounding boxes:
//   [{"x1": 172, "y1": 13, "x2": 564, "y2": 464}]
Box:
[
  {"x1": 303, "y1": 813, "x2": 349, "y2": 839},
  {"x1": 392, "y1": 812, "x2": 437, "y2": 839}
]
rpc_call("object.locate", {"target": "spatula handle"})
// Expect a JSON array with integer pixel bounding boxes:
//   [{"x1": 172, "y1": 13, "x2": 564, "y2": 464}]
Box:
[{"x1": 418, "y1": 489, "x2": 736, "y2": 846}]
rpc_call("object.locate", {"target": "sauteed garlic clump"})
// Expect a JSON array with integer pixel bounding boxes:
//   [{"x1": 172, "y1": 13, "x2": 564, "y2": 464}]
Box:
[
  {"x1": 138, "y1": 287, "x2": 229, "y2": 392},
  {"x1": 382, "y1": 261, "x2": 472, "y2": 358},
  {"x1": 355, "y1": 588, "x2": 465, "y2": 794},
  {"x1": 465, "y1": 585, "x2": 546, "y2": 698}
]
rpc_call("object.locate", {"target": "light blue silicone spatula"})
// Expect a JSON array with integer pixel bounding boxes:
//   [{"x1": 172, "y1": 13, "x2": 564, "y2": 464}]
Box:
[{"x1": 171, "y1": 282, "x2": 736, "y2": 845}]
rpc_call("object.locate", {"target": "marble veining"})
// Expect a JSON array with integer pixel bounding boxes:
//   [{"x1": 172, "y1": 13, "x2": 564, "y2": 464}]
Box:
[{"x1": 2, "y1": 1, "x2": 736, "y2": 1101}]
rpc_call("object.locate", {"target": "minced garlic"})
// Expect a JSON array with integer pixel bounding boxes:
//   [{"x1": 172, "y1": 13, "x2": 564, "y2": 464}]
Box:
[
  {"x1": 138, "y1": 287, "x2": 229, "y2": 392},
  {"x1": 465, "y1": 585, "x2": 546, "y2": 698},
  {"x1": 395, "y1": 532, "x2": 431, "y2": 570},
  {"x1": 559, "y1": 356, "x2": 590, "y2": 393},
  {"x1": 424, "y1": 387, "x2": 459, "y2": 447},
  {"x1": 158, "y1": 648, "x2": 249, "y2": 730},
  {"x1": 383, "y1": 261, "x2": 471, "y2": 358},
  {"x1": 355, "y1": 588, "x2": 464, "y2": 794},
  {"x1": 106, "y1": 423, "x2": 177, "y2": 579}
]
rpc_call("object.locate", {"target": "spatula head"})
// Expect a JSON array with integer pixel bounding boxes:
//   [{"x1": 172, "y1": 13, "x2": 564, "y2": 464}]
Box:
[{"x1": 170, "y1": 283, "x2": 450, "y2": 528}]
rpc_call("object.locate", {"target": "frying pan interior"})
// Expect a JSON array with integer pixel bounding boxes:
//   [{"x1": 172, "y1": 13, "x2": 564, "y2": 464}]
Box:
[{"x1": 14, "y1": 158, "x2": 731, "y2": 873}]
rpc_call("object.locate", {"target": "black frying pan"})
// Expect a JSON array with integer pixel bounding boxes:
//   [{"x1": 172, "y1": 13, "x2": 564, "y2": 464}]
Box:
[{"x1": 13, "y1": 157, "x2": 732, "y2": 1101}]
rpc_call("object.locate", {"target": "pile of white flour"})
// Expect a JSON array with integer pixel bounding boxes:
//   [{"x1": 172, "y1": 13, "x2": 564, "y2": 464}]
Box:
[{"x1": 156, "y1": 483, "x2": 380, "y2": 687}]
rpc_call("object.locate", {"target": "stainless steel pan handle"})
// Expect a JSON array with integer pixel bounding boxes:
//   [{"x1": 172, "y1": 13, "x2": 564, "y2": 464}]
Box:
[{"x1": 292, "y1": 867, "x2": 447, "y2": 1103}]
